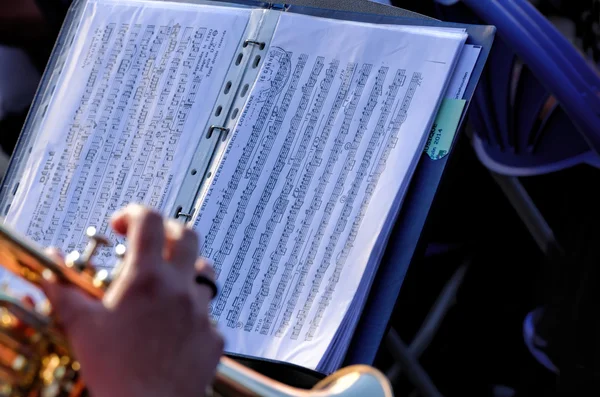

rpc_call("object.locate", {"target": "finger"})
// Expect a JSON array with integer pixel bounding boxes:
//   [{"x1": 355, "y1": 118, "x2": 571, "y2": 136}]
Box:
[
  {"x1": 195, "y1": 258, "x2": 215, "y2": 280},
  {"x1": 163, "y1": 219, "x2": 199, "y2": 276},
  {"x1": 40, "y1": 278, "x2": 99, "y2": 331},
  {"x1": 41, "y1": 248, "x2": 100, "y2": 333},
  {"x1": 21, "y1": 296, "x2": 35, "y2": 309},
  {"x1": 14, "y1": 296, "x2": 37, "y2": 331},
  {"x1": 110, "y1": 204, "x2": 165, "y2": 273},
  {"x1": 194, "y1": 258, "x2": 217, "y2": 303}
]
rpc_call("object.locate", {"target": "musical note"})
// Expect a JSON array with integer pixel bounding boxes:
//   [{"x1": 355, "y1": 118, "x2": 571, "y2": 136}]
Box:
[
  {"x1": 173, "y1": 11, "x2": 464, "y2": 371},
  {"x1": 209, "y1": 47, "x2": 295, "y2": 322},
  {"x1": 305, "y1": 69, "x2": 413, "y2": 340},
  {"x1": 6, "y1": 3, "x2": 250, "y2": 268},
  {"x1": 274, "y1": 63, "x2": 372, "y2": 338}
]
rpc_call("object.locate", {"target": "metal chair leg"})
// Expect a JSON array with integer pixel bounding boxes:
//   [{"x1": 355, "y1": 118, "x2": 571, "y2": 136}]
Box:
[{"x1": 488, "y1": 172, "x2": 563, "y2": 257}]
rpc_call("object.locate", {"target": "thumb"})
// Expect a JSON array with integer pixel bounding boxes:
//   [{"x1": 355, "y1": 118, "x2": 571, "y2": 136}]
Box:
[
  {"x1": 40, "y1": 279, "x2": 100, "y2": 333},
  {"x1": 41, "y1": 248, "x2": 101, "y2": 330}
]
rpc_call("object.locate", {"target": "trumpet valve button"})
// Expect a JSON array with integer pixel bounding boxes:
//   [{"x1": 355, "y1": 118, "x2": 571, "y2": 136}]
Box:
[
  {"x1": 83, "y1": 226, "x2": 110, "y2": 255},
  {"x1": 85, "y1": 227, "x2": 110, "y2": 245},
  {"x1": 112, "y1": 244, "x2": 127, "y2": 279},
  {"x1": 93, "y1": 269, "x2": 111, "y2": 288},
  {"x1": 65, "y1": 251, "x2": 82, "y2": 270},
  {"x1": 11, "y1": 355, "x2": 26, "y2": 371},
  {"x1": 114, "y1": 244, "x2": 126, "y2": 259}
]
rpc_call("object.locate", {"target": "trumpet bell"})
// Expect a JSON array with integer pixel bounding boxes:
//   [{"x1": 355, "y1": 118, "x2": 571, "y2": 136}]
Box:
[
  {"x1": 214, "y1": 357, "x2": 393, "y2": 397},
  {"x1": 312, "y1": 365, "x2": 394, "y2": 396}
]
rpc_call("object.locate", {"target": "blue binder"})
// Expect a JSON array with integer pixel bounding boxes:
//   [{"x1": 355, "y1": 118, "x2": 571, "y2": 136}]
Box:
[
  {"x1": 1, "y1": 0, "x2": 495, "y2": 385},
  {"x1": 228, "y1": 0, "x2": 496, "y2": 383}
]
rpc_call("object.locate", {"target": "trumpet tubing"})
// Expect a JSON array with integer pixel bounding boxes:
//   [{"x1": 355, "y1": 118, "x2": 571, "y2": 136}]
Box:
[{"x1": 0, "y1": 223, "x2": 393, "y2": 397}]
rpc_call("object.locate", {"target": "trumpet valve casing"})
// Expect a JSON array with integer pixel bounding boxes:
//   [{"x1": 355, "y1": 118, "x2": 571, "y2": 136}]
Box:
[{"x1": 0, "y1": 296, "x2": 83, "y2": 397}]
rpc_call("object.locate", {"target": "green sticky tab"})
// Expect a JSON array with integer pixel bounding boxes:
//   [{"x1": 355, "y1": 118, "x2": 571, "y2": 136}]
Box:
[{"x1": 424, "y1": 98, "x2": 466, "y2": 160}]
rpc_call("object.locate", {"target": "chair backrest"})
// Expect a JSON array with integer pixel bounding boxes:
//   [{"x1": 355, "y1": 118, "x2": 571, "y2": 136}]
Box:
[
  {"x1": 469, "y1": 35, "x2": 599, "y2": 175},
  {"x1": 442, "y1": 0, "x2": 600, "y2": 175}
]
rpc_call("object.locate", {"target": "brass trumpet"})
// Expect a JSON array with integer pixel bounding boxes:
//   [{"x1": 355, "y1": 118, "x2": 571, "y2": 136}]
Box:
[{"x1": 0, "y1": 223, "x2": 393, "y2": 397}]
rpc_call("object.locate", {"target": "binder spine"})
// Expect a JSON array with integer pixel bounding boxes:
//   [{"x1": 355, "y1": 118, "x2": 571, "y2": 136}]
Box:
[
  {"x1": 268, "y1": 3, "x2": 289, "y2": 11},
  {"x1": 175, "y1": 210, "x2": 194, "y2": 221},
  {"x1": 243, "y1": 39, "x2": 266, "y2": 48},
  {"x1": 170, "y1": 8, "x2": 281, "y2": 222}
]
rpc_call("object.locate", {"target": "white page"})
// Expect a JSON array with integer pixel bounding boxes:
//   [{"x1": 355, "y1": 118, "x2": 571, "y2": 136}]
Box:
[
  {"x1": 2, "y1": 0, "x2": 250, "y2": 269},
  {"x1": 193, "y1": 12, "x2": 466, "y2": 369},
  {"x1": 445, "y1": 44, "x2": 482, "y2": 99}
]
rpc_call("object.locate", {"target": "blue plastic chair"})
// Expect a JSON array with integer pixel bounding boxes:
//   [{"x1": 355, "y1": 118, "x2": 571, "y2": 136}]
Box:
[
  {"x1": 470, "y1": 37, "x2": 600, "y2": 175},
  {"x1": 440, "y1": 0, "x2": 600, "y2": 176},
  {"x1": 434, "y1": 0, "x2": 600, "y2": 381},
  {"x1": 460, "y1": 0, "x2": 600, "y2": 176}
]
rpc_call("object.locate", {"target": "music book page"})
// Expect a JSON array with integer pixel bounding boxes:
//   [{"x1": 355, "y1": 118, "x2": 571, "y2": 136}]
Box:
[
  {"x1": 3, "y1": 0, "x2": 251, "y2": 267},
  {"x1": 192, "y1": 12, "x2": 467, "y2": 369}
]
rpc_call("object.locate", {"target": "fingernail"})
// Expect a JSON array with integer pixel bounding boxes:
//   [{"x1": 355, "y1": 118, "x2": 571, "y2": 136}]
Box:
[{"x1": 165, "y1": 219, "x2": 185, "y2": 238}]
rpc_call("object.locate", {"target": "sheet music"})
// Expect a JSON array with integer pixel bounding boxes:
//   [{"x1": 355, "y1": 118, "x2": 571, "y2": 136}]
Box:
[
  {"x1": 3, "y1": 0, "x2": 250, "y2": 267},
  {"x1": 193, "y1": 12, "x2": 467, "y2": 369}
]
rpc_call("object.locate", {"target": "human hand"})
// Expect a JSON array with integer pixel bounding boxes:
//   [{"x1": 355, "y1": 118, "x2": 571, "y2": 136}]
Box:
[{"x1": 42, "y1": 204, "x2": 223, "y2": 397}]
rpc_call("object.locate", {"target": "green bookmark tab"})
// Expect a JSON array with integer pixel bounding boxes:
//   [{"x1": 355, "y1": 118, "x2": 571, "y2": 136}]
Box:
[{"x1": 424, "y1": 98, "x2": 466, "y2": 160}]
